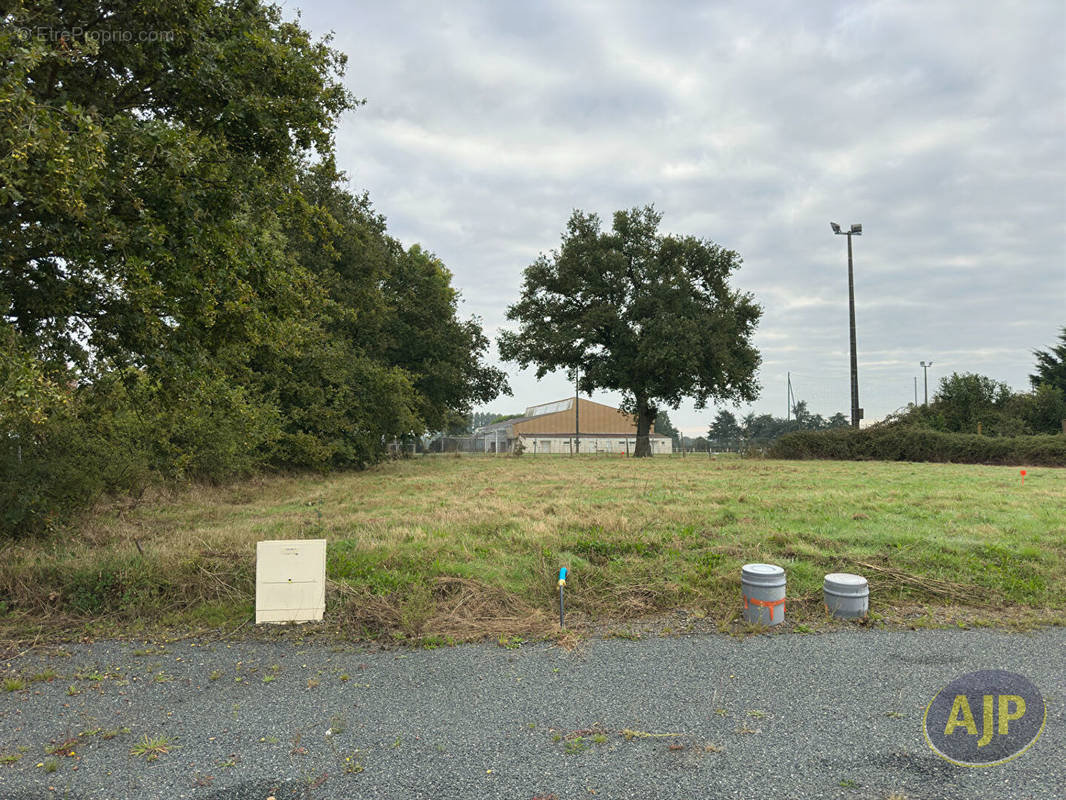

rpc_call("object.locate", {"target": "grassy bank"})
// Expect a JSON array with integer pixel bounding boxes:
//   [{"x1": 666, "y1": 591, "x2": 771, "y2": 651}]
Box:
[{"x1": 1, "y1": 455, "x2": 1063, "y2": 646}]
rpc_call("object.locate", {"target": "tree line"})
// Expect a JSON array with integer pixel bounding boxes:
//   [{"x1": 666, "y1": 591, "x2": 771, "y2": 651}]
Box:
[
  {"x1": 707, "y1": 403, "x2": 850, "y2": 450},
  {"x1": 1, "y1": 1, "x2": 507, "y2": 535},
  {"x1": 710, "y1": 328, "x2": 1066, "y2": 450},
  {"x1": 885, "y1": 336, "x2": 1065, "y2": 436},
  {"x1": 770, "y1": 340, "x2": 1066, "y2": 467}
]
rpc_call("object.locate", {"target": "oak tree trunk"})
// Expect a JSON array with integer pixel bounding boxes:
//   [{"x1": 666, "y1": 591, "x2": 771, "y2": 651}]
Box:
[{"x1": 634, "y1": 400, "x2": 654, "y2": 458}]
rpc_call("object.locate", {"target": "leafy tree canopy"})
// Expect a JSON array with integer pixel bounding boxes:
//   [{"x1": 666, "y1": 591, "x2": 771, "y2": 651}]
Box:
[
  {"x1": 888, "y1": 370, "x2": 1062, "y2": 436},
  {"x1": 708, "y1": 409, "x2": 742, "y2": 445},
  {"x1": 2, "y1": 0, "x2": 351, "y2": 373},
  {"x1": 0, "y1": 2, "x2": 508, "y2": 534},
  {"x1": 932, "y1": 372, "x2": 1012, "y2": 432}
]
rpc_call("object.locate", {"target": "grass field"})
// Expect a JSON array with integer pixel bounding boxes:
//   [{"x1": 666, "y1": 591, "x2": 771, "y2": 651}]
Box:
[{"x1": 1, "y1": 455, "x2": 1063, "y2": 647}]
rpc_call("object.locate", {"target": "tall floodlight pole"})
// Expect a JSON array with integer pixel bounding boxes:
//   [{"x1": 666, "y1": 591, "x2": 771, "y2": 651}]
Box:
[
  {"x1": 830, "y1": 222, "x2": 862, "y2": 428},
  {"x1": 920, "y1": 361, "x2": 933, "y2": 406}
]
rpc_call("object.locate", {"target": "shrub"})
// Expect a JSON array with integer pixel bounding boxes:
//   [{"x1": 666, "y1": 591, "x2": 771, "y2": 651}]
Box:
[
  {"x1": 770, "y1": 427, "x2": 1066, "y2": 466},
  {"x1": 0, "y1": 366, "x2": 282, "y2": 538},
  {"x1": 892, "y1": 372, "x2": 1065, "y2": 436}
]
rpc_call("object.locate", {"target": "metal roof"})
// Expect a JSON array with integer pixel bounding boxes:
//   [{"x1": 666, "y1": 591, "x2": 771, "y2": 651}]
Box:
[{"x1": 524, "y1": 398, "x2": 573, "y2": 417}]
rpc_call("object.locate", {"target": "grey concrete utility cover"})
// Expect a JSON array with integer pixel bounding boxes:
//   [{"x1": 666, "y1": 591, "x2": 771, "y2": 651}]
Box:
[
  {"x1": 741, "y1": 563, "x2": 785, "y2": 583},
  {"x1": 823, "y1": 572, "x2": 869, "y2": 619},
  {"x1": 824, "y1": 572, "x2": 868, "y2": 592}
]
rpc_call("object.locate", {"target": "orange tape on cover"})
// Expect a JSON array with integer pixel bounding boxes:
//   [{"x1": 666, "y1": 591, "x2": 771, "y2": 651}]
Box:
[{"x1": 744, "y1": 595, "x2": 785, "y2": 623}]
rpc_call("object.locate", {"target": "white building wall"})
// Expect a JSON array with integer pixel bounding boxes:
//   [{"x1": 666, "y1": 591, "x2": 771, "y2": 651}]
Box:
[{"x1": 517, "y1": 436, "x2": 672, "y2": 455}]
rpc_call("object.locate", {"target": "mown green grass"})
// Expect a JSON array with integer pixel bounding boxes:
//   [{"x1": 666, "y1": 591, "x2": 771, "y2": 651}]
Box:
[{"x1": 0, "y1": 455, "x2": 1062, "y2": 643}]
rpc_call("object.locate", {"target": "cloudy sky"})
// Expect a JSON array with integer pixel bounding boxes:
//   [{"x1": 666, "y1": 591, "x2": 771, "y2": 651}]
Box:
[{"x1": 294, "y1": 0, "x2": 1065, "y2": 435}]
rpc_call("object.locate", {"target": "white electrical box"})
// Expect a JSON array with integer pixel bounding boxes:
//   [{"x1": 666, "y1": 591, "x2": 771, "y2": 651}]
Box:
[{"x1": 255, "y1": 539, "x2": 327, "y2": 624}]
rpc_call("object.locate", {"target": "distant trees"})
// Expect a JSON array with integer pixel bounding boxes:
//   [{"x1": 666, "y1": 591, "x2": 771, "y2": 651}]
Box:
[
  {"x1": 0, "y1": 2, "x2": 507, "y2": 535},
  {"x1": 711, "y1": 328, "x2": 1066, "y2": 451},
  {"x1": 930, "y1": 373, "x2": 1012, "y2": 433},
  {"x1": 775, "y1": 339, "x2": 1066, "y2": 464},
  {"x1": 707, "y1": 404, "x2": 849, "y2": 450},
  {"x1": 894, "y1": 328, "x2": 1064, "y2": 436},
  {"x1": 500, "y1": 206, "x2": 761, "y2": 457},
  {"x1": 464, "y1": 411, "x2": 506, "y2": 431},
  {"x1": 708, "y1": 409, "x2": 743, "y2": 450},
  {"x1": 490, "y1": 413, "x2": 524, "y2": 424},
  {"x1": 653, "y1": 410, "x2": 680, "y2": 441},
  {"x1": 898, "y1": 372, "x2": 1064, "y2": 436}
]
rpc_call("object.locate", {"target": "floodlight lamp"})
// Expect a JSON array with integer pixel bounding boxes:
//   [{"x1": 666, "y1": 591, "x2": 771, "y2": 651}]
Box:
[
  {"x1": 850, "y1": 223, "x2": 862, "y2": 234},
  {"x1": 830, "y1": 222, "x2": 841, "y2": 233}
]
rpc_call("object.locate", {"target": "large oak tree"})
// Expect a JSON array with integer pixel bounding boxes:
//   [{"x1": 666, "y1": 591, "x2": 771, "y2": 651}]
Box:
[{"x1": 499, "y1": 206, "x2": 761, "y2": 456}]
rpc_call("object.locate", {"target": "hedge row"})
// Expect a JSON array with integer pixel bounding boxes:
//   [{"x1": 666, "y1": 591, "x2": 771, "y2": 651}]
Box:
[{"x1": 769, "y1": 426, "x2": 1066, "y2": 466}]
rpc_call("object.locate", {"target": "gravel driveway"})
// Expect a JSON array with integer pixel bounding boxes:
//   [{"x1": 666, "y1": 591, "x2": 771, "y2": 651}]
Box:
[{"x1": 1, "y1": 628, "x2": 1061, "y2": 799}]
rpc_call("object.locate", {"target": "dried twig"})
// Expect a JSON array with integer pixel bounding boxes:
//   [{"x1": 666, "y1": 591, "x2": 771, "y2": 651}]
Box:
[{"x1": 853, "y1": 560, "x2": 1000, "y2": 606}]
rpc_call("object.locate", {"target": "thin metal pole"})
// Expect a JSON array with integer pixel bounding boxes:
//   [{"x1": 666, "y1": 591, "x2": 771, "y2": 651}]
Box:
[
  {"x1": 574, "y1": 367, "x2": 580, "y2": 455},
  {"x1": 914, "y1": 377, "x2": 918, "y2": 406},
  {"x1": 847, "y1": 232, "x2": 860, "y2": 428}
]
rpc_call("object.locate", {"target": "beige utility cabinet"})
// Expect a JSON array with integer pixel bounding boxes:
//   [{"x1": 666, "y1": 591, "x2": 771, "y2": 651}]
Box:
[{"x1": 255, "y1": 539, "x2": 327, "y2": 624}]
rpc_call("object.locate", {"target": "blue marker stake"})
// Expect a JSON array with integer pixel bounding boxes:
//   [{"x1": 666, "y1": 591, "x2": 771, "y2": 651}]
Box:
[{"x1": 558, "y1": 567, "x2": 568, "y2": 628}]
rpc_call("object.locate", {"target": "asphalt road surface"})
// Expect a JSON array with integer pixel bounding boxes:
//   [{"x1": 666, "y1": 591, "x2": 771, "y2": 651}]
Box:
[{"x1": 0, "y1": 628, "x2": 1062, "y2": 800}]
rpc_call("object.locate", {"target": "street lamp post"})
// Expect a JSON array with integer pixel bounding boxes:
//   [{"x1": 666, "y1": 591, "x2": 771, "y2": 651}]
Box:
[
  {"x1": 830, "y1": 222, "x2": 862, "y2": 428},
  {"x1": 920, "y1": 361, "x2": 933, "y2": 406}
]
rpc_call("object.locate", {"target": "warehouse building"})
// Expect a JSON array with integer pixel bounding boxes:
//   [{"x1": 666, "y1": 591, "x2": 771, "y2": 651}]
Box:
[{"x1": 474, "y1": 398, "x2": 673, "y2": 454}]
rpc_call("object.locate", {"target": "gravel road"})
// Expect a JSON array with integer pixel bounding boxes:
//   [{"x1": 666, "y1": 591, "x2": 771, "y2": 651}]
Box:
[{"x1": 0, "y1": 627, "x2": 1061, "y2": 800}]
